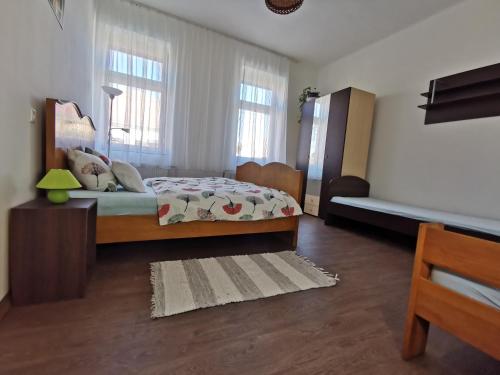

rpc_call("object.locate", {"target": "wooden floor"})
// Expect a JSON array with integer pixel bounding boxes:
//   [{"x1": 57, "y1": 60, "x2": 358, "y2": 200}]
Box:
[{"x1": 0, "y1": 216, "x2": 498, "y2": 374}]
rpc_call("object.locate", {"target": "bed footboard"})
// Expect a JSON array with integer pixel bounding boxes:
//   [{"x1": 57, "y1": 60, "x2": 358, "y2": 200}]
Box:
[
  {"x1": 402, "y1": 223, "x2": 500, "y2": 360},
  {"x1": 236, "y1": 162, "x2": 303, "y2": 248},
  {"x1": 235, "y1": 162, "x2": 304, "y2": 203}
]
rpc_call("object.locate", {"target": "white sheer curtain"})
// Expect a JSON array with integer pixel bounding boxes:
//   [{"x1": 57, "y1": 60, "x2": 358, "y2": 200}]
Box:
[
  {"x1": 93, "y1": 0, "x2": 289, "y2": 172},
  {"x1": 236, "y1": 62, "x2": 288, "y2": 166},
  {"x1": 93, "y1": 23, "x2": 170, "y2": 167}
]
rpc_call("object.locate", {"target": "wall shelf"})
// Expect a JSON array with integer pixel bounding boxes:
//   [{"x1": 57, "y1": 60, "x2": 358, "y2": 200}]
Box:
[
  {"x1": 418, "y1": 92, "x2": 500, "y2": 110},
  {"x1": 419, "y1": 62, "x2": 500, "y2": 125},
  {"x1": 420, "y1": 77, "x2": 500, "y2": 98}
]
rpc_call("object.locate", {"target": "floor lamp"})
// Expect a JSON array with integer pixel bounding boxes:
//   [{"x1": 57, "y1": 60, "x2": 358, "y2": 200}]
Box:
[{"x1": 102, "y1": 85, "x2": 129, "y2": 157}]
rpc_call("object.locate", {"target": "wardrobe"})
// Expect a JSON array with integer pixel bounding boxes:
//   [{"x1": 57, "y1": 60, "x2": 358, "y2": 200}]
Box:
[{"x1": 296, "y1": 87, "x2": 375, "y2": 218}]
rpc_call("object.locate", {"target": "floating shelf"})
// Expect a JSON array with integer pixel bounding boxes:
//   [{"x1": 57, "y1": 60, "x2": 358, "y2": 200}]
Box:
[
  {"x1": 420, "y1": 77, "x2": 500, "y2": 98},
  {"x1": 418, "y1": 92, "x2": 500, "y2": 110},
  {"x1": 419, "y1": 62, "x2": 500, "y2": 125}
]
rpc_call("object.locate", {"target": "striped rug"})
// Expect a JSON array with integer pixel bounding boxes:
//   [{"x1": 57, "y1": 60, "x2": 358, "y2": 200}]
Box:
[{"x1": 150, "y1": 251, "x2": 338, "y2": 318}]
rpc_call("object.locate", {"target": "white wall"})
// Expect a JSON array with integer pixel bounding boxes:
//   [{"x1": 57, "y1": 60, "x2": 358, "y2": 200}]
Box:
[
  {"x1": 316, "y1": 0, "x2": 500, "y2": 219},
  {"x1": 287, "y1": 62, "x2": 318, "y2": 166},
  {"x1": 0, "y1": 1, "x2": 95, "y2": 301}
]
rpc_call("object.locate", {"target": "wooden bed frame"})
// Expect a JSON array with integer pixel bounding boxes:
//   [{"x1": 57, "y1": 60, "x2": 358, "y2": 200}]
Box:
[
  {"x1": 325, "y1": 176, "x2": 425, "y2": 237},
  {"x1": 324, "y1": 177, "x2": 500, "y2": 359},
  {"x1": 44, "y1": 98, "x2": 303, "y2": 246},
  {"x1": 403, "y1": 223, "x2": 500, "y2": 360},
  {"x1": 325, "y1": 176, "x2": 500, "y2": 241}
]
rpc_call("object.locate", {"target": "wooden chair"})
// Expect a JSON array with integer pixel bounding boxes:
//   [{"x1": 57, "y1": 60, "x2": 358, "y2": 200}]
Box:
[{"x1": 402, "y1": 223, "x2": 500, "y2": 360}]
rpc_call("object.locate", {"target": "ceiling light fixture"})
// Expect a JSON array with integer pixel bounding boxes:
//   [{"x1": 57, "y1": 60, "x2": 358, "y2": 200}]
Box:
[{"x1": 265, "y1": 0, "x2": 304, "y2": 15}]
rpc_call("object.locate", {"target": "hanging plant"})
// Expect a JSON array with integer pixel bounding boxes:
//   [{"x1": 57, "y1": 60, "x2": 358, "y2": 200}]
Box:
[{"x1": 298, "y1": 86, "x2": 320, "y2": 124}]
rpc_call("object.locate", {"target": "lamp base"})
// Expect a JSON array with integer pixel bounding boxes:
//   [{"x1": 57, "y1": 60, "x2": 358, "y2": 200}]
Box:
[{"x1": 47, "y1": 189, "x2": 69, "y2": 204}]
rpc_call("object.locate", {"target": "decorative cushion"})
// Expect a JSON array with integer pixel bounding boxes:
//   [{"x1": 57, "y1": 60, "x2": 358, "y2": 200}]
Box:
[
  {"x1": 111, "y1": 160, "x2": 146, "y2": 193},
  {"x1": 85, "y1": 147, "x2": 111, "y2": 166},
  {"x1": 67, "y1": 149, "x2": 117, "y2": 192}
]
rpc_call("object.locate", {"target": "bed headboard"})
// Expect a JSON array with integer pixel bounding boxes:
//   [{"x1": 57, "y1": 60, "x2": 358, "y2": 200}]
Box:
[
  {"x1": 44, "y1": 98, "x2": 96, "y2": 172},
  {"x1": 236, "y1": 162, "x2": 304, "y2": 203}
]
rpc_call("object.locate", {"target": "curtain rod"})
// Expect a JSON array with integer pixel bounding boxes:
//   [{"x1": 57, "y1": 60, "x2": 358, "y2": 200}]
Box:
[{"x1": 123, "y1": 0, "x2": 297, "y2": 62}]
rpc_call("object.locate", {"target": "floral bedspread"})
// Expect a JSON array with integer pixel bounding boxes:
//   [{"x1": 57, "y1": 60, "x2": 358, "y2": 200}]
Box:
[{"x1": 145, "y1": 177, "x2": 303, "y2": 226}]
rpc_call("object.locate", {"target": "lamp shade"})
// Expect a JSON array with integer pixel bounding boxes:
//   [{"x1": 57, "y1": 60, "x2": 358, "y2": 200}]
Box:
[
  {"x1": 102, "y1": 85, "x2": 123, "y2": 99},
  {"x1": 36, "y1": 169, "x2": 82, "y2": 190}
]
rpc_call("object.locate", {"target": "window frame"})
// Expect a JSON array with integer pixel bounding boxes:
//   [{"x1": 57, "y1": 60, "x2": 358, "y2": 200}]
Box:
[
  {"x1": 236, "y1": 81, "x2": 274, "y2": 162},
  {"x1": 105, "y1": 47, "x2": 168, "y2": 152}
]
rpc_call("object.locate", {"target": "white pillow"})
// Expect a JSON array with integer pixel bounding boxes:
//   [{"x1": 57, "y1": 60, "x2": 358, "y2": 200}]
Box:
[
  {"x1": 111, "y1": 160, "x2": 145, "y2": 193},
  {"x1": 67, "y1": 149, "x2": 117, "y2": 192}
]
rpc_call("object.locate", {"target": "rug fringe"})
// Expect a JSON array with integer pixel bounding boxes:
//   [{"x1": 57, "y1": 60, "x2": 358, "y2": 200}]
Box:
[
  {"x1": 295, "y1": 253, "x2": 340, "y2": 283},
  {"x1": 150, "y1": 263, "x2": 162, "y2": 319}
]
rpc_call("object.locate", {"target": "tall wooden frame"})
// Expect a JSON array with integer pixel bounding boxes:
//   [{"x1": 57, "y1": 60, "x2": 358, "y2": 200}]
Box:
[
  {"x1": 44, "y1": 99, "x2": 303, "y2": 246},
  {"x1": 403, "y1": 223, "x2": 500, "y2": 360}
]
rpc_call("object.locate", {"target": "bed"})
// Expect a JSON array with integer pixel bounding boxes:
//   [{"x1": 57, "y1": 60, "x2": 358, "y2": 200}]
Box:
[
  {"x1": 330, "y1": 196, "x2": 500, "y2": 238},
  {"x1": 403, "y1": 223, "x2": 500, "y2": 360},
  {"x1": 323, "y1": 177, "x2": 500, "y2": 359},
  {"x1": 325, "y1": 176, "x2": 500, "y2": 240},
  {"x1": 44, "y1": 98, "x2": 303, "y2": 246}
]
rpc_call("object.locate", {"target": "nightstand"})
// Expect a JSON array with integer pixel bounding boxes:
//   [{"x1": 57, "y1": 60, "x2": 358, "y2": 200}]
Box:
[{"x1": 9, "y1": 198, "x2": 97, "y2": 305}]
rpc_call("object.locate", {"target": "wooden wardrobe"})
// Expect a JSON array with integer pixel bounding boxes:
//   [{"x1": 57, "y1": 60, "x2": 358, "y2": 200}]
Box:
[{"x1": 296, "y1": 87, "x2": 375, "y2": 218}]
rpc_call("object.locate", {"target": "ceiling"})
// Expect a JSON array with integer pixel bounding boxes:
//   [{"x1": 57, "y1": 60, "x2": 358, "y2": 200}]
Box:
[{"x1": 135, "y1": 0, "x2": 464, "y2": 65}]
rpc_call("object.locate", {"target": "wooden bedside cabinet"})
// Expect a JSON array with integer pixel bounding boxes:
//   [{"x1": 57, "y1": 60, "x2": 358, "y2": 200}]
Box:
[{"x1": 9, "y1": 198, "x2": 97, "y2": 306}]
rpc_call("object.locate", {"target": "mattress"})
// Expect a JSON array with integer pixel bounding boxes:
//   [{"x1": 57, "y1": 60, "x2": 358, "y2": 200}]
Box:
[
  {"x1": 330, "y1": 197, "x2": 500, "y2": 237},
  {"x1": 431, "y1": 268, "x2": 500, "y2": 310},
  {"x1": 69, "y1": 186, "x2": 158, "y2": 216}
]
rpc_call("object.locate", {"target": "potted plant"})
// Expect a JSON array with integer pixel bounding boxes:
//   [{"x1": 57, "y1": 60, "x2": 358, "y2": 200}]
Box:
[{"x1": 298, "y1": 87, "x2": 320, "y2": 123}]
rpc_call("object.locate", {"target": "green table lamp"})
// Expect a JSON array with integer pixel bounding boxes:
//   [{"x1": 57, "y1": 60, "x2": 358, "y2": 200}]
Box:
[{"x1": 36, "y1": 169, "x2": 82, "y2": 204}]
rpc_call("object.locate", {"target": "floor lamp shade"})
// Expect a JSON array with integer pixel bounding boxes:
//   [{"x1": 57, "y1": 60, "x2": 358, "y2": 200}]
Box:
[
  {"x1": 102, "y1": 85, "x2": 124, "y2": 157},
  {"x1": 102, "y1": 85, "x2": 123, "y2": 99}
]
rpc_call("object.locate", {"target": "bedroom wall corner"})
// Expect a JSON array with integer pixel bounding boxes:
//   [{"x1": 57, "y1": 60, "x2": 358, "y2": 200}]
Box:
[
  {"x1": 287, "y1": 61, "x2": 318, "y2": 167},
  {"x1": 0, "y1": 1, "x2": 96, "y2": 301}
]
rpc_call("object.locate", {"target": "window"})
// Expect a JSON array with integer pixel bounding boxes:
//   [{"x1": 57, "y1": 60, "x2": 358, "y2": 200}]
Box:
[
  {"x1": 106, "y1": 49, "x2": 165, "y2": 150},
  {"x1": 236, "y1": 82, "x2": 273, "y2": 160},
  {"x1": 96, "y1": 2, "x2": 289, "y2": 171},
  {"x1": 235, "y1": 63, "x2": 288, "y2": 165}
]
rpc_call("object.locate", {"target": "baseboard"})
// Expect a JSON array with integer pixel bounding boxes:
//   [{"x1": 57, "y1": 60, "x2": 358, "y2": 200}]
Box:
[{"x1": 0, "y1": 293, "x2": 10, "y2": 321}]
